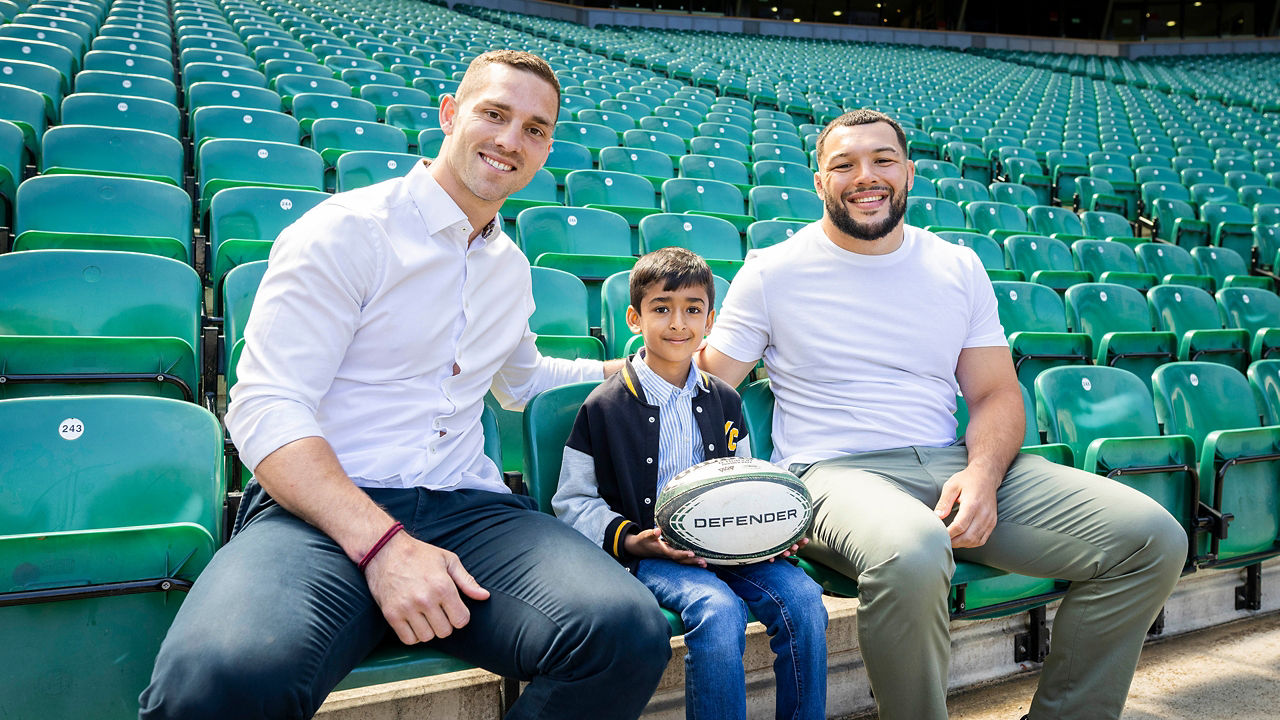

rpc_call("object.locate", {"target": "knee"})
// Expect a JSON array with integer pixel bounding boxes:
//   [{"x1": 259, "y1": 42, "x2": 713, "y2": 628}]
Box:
[
  {"x1": 683, "y1": 591, "x2": 748, "y2": 656},
  {"x1": 1139, "y1": 506, "x2": 1190, "y2": 580},
  {"x1": 576, "y1": 582, "x2": 672, "y2": 677},
  {"x1": 860, "y1": 526, "x2": 953, "y2": 602},
  {"x1": 791, "y1": 581, "x2": 829, "y2": 637}
]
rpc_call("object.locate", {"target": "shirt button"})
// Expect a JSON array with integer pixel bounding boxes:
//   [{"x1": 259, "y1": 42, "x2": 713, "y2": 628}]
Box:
[
  {"x1": 708, "y1": 444, "x2": 715, "y2": 451},
  {"x1": 646, "y1": 457, "x2": 653, "y2": 464},
  {"x1": 430, "y1": 447, "x2": 438, "y2": 454},
  {"x1": 644, "y1": 497, "x2": 651, "y2": 505}
]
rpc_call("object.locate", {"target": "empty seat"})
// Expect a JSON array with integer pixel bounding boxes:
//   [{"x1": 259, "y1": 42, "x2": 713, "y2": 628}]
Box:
[
  {"x1": 661, "y1": 177, "x2": 753, "y2": 232},
  {"x1": 991, "y1": 280, "x2": 1091, "y2": 391},
  {"x1": 1217, "y1": 287, "x2": 1280, "y2": 360},
  {"x1": 1148, "y1": 284, "x2": 1250, "y2": 371},
  {"x1": 60, "y1": 92, "x2": 180, "y2": 139},
  {"x1": 196, "y1": 138, "x2": 324, "y2": 225},
  {"x1": 208, "y1": 185, "x2": 330, "y2": 305},
  {"x1": 0, "y1": 394, "x2": 224, "y2": 719},
  {"x1": 1003, "y1": 234, "x2": 1091, "y2": 292},
  {"x1": 1151, "y1": 362, "x2": 1280, "y2": 567},
  {"x1": 639, "y1": 213, "x2": 743, "y2": 280},
  {"x1": 1063, "y1": 283, "x2": 1176, "y2": 387},
  {"x1": 0, "y1": 250, "x2": 202, "y2": 400},
  {"x1": 14, "y1": 174, "x2": 192, "y2": 262},
  {"x1": 40, "y1": 124, "x2": 184, "y2": 186},
  {"x1": 517, "y1": 206, "x2": 637, "y2": 327}
]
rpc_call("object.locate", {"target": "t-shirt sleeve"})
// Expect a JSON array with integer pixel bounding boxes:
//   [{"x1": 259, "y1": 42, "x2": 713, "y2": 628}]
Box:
[
  {"x1": 706, "y1": 255, "x2": 770, "y2": 363},
  {"x1": 963, "y1": 253, "x2": 1008, "y2": 349}
]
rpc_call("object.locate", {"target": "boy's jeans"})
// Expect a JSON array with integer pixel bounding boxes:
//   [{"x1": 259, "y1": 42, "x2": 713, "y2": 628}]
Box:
[{"x1": 636, "y1": 557, "x2": 828, "y2": 720}]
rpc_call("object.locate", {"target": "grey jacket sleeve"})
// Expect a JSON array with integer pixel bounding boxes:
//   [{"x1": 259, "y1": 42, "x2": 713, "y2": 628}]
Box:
[{"x1": 551, "y1": 445, "x2": 626, "y2": 549}]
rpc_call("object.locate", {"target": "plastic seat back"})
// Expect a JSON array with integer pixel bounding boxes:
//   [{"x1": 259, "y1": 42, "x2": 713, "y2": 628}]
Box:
[
  {"x1": 746, "y1": 219, "x2": 808, "y2": 250},
  {"x1": 523, "y1": 382, "x2": 602, "y2": 514},
  {"x1": 661, "y1": 177, "x2": 744, "y2": 215},
  {"x1": 1033, "y1": 365, "x2": 1162, "y2": 463},
  {"x1": 60, "y1": 92, "x2": 179, "y2": 139},
  {"x1": 40, "y1": 124, "x2": 183, "y2": 186},
  {"x1": 565, "y1": 169, "x2": 656, "y2": 209},
  {"x1": 748, "y1": 185, "x2": 821, "y2": 221}
]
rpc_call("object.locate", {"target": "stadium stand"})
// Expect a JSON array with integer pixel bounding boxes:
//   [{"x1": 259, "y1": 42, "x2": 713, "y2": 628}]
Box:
[{"x1": 1, "y1": 0, "x2": 1278, "y2": 716}]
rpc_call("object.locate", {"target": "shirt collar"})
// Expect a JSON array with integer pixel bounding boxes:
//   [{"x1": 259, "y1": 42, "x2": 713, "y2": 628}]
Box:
[
  {"x1": 405, "y1": 159, "x2": 499, "y2": 248},
  {"x1": 633, "y1": 347, "x2": 706, "y2": 404}
]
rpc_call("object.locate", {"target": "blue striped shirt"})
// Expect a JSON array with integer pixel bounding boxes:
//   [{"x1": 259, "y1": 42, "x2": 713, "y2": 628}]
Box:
[{"x1": 633, "y1": 350, "x2": 707, "y2": 496}]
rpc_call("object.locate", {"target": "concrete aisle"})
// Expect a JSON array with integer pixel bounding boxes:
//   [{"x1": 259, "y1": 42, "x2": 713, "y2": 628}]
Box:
[{"x1": 841, "y1": 611, "x2": 1280, "y2": 720}]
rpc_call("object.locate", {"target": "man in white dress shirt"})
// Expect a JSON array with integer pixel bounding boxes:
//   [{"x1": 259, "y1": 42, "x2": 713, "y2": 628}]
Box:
[{"x1": 140, "y1": 50, "x2": 671, "y2": 720}]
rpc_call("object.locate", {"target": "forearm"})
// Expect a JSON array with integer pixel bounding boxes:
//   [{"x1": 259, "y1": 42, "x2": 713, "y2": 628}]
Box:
[
  {"x1": 253, "y1": 436, "x2": 398, "y2": 564},
  {"x1": 961, "y1": 385, "x2": 1025, "y2": 484}
]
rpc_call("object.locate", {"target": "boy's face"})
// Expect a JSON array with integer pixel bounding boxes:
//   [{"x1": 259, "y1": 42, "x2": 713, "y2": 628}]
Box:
[{"x1": 626, "y1": 282, "x2": 715, "y2": 369}]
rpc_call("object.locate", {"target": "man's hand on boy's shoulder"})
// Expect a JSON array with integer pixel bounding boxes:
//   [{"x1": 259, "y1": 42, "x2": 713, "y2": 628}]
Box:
[{"x1": 624, "y1": 528, "x2": 708, "y2": 567}]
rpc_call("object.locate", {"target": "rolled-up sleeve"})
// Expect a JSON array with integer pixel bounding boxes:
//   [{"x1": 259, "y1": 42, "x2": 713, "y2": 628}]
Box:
[{"x1": 224, "y1": 205, "x2": 380, "y2": 472}]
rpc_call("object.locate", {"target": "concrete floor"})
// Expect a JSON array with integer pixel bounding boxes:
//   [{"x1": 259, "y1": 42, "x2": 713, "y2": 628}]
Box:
[{"x1": 842, "y1": 610, "x2": 1280, "y2": 720}]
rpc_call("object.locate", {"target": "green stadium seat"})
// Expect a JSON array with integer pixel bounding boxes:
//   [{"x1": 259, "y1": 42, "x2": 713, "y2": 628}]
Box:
[
  {"x1": 416, "y1": 127, "x2": 444, "y2": 158},
  {"x1": 986, "y1": 181, "x2": 1036, "y2": 209},
  {"x1": 1033, "y1": 365, "x2": 1199, "y2": 567},
  {"x1": 0, "y1": 81, "x2": 48, "y2": 159},
  {"x1": 639, "y1": 213, "x2": 743, "y2": 280},
  {"x1": 1148, "y1": 284, "x2": 1250, "y2": 371},
  {"x1": 554, "y1": 121, "x2": 619, "y2": 162},
  {"x1": 991, "y1": 280, "x2": 1092, "y2": 392},
  {"x1": 40, "y1": 125, "x2": 183, "y2": 186},
  {"x1": 1135, "y1": 166, "x2": 1179, "y2": 186},
  {"x1": 1079, "y1": 211, "x2": 1138, "y2": 247},
  {"x1": 500, "y1": 168, "x2": 559, "y2": 241},
  {"x1": 517, "y1": 206, "x2": 637, "y2": 327},
  {"x1": 1151, "y1": 362, "x2": 1280, "y2": 567},
  {"x1": 1063, "y1": 282, "x2": 1175, "y2": 387},
  {"x1": 339, "y1": 68, "x2": 405, "y2": 90},
  {"x1": 1191, "y1": 246, "x2": 1271, "y2": 291},
  {"x1": 914, "y1": 158, "x2": 961, "y2": 182},
  {"x1": 191, "y1": 106, "x2": 300, "y2": 159},
  {"x1": 1073, "y1": 176, "x2": 1128, "y2": 217},
  {"x1": 14, "y1": 174, "x2": 192, "y2": 263},
  {"x1": 196, "y1": 138, "x2": 324, "y2": 226},
  {"x1": 936, "y1": 230, "x2": 1020, "y2": 281},
  {"x1": 262, "y1": 58, "x2": 333, "y2": 84},
  {"x1": 334, "y1": 150, "x2": 419, "y2": 192},
  {"x1": 1089, "y1": 165, "x2": 1139, "y2": 220},
  {"x1": 309, "y1": 117, "x2": 408, "y2": 189},
  {"x1": 967, "y1": 201, "x2": 1030, "y2": 242},
  {"x1": 751, "y1": 159, "x2": 814, "y2": 191},
  {"x1": 60, "y1": 92, "x2": 180, "y2": 139},
  {"x1": 183, "y1": 62, "x2": 268, "y2": 93},
  {"x1": 748, "y1": 185, "x2": 822, "y2": 222},
  {"x1": 936, "y1": 177, "x2": 990, "y2": 207},
  {"x1": 689, "y1": 135, "x2": 749, "y2": 163},
  {"x1": 623, "y1": 127, "x2": 687, "y2": 162},
  {"x1": 564, "y1": 168, "x2": 659, "y2": 249},
  {"x1": 222, "y1": 259, "x2": 267, "y2": 393},
  {"x1": 1151, "y1": 198, "x2": 1210, "y2": 248},
  {"x1": 1239, "y1": 185, "x2": 1280, "y2": 209},
  {"x1": 0, "y1": 395, "x2": 224, "y2": 719},
  {"x1": 384, "y1": 103, "x2": 439, "y2": 148},
  {"x1": 529, "y1": 266, "x2": 606, "y2": 361},
  {"x1": 906, "y1": 196, "x2": 968, "y2": 234},
  {"x1": 1199, "y1": 202, "x2": 1258, "y2": 262},
  {"x1": 599, "y1": 145, "x2": 674, "y2": 192},
  {"x1": 746, "y1": 219, "x2": 807, "y2": 250},
  {"x1": 1070, "y1": 239, "x2": 1157, "y2": 292},
  {"x1": 208, "y1": 186, "x2": 329, "y2": 306},
  {"x1": 679, "y1": 153, "x2": 750, "y2": 194},
  {"x1": 0, "y1": 249, "x2": 201, "y2": 401},
  {"x1": 273, "y1": 73, "x2": 353, "y2": 109},
  {"x1": 1217, "y1": 287, "x2": 1280, "y2": 361},
  {"x1": 411, "y1": 76, "x2": 460, "y2": 104},
  {"x1": 1027, "y1": 205, "x2": 1088, "y2": 241},
  {"x1": 359, "y1": 84, "x2": 432, "y2": 121},
  {"x1": 661, "y1": 177, "x2": 753, "y2": 233},
  {"x1": 1247, "y1": 359, "x2": 1280, "y2": 425}
]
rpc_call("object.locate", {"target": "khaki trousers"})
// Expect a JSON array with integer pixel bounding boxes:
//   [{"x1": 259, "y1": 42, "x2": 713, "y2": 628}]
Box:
[{"x1": 798, "y1": 447, "x2": 1186, "y2": 720}]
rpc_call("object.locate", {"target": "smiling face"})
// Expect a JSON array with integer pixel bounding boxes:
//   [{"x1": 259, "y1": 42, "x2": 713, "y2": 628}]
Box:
[
  {"x1": 433, "y1": 62, "x2": 558, "y2": 223},
  {"x1": 814, "y1": 121, "x2": 915, "y2": 253},
  {"x1": 626, "y1": 282, "x2": 715, "y2": 387}
]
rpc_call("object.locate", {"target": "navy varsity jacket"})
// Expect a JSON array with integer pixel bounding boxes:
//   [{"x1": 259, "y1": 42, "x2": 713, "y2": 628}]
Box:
[{"x1": 551, "y1": 356, "x2": 748, "y2": 570}]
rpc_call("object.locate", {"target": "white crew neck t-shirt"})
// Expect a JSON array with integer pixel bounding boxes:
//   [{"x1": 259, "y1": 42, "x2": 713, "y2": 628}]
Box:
[{"x1": 707, "y1": 223, "x2": 1007, "y2": 467}]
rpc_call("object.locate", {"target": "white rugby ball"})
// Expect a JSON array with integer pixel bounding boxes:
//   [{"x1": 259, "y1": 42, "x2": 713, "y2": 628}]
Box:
[{"x1": 656, "y1": 457, "x2": 813, "y2": 566}]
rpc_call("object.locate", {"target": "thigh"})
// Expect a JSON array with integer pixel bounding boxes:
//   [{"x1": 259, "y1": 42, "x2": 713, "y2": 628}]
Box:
[
  {"x1": 150, "y1": 488, "x2": 389, "y2": 711},
  {"x1": 636, "y1": 558, "x2": 738, "y2": 616},
  {"x1": 419, "y1": 493, "x2": 668, "y2": 678},
  {"x1": 800, "y1": 454, "x2": 953, "y2": 579},
  {"x1": 956, "y1": 453, "x2": 1184, "y2": 580},
  {"x1": 717, "y1": 560, "x2": 825, "y2": 627}
]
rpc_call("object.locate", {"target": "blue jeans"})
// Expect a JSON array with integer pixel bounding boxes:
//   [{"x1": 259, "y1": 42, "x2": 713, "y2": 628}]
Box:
[
  {"x1": 139, "y1": 482, "x2": 671, "y2": 720},
  {"x1": 636, "y1": 558, "x2": 828, "y2": 720}
]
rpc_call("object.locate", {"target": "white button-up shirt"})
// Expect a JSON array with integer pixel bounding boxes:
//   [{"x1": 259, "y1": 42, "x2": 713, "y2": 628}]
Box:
[{"x1": 226, "y1": 160, "x2": 603, "y2": 492}]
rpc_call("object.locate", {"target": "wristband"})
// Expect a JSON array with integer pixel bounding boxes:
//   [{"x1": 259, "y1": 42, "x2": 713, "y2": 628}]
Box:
[{"x1": 357, "y1": 521, "x2": 404, "y2": 573}]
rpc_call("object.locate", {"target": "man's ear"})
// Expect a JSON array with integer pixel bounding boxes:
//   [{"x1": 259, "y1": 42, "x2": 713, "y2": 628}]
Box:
[
  {"x1": 438, "y1": 93, "x2": 458, "y2": 135},
  {"x1": 625, "y1": 305, "x2": 642, "y2": 335}
]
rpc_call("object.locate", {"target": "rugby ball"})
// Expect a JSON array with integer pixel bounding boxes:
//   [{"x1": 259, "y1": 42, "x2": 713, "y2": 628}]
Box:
[{"x1": 656, "y1": 457, "x2": 813, "y2": 566}]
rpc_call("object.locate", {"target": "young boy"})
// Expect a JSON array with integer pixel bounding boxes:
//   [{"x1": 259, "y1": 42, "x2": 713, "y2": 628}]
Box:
[{"x1": 553, "y1": 247, "x2": 828, "y2": 720}]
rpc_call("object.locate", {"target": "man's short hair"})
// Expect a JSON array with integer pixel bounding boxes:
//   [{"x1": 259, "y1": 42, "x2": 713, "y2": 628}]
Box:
[
  {"x1": 815, "y1": 109, "x2": 908, "y2": 165},
  {"x1": 629, "y1": 247, "x2": 715, "y2": 312},
  {"x1": 454, "y1": 49, "x2": 560, "y2": 106}
]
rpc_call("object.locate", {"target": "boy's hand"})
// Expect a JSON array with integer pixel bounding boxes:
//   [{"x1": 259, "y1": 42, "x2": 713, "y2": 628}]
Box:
[
  {"x1": 767, "y1": 536, "x2": 809, "y2": 562},
  {"x1": 624, "y1": 528, "x2": 707, "y2": 567}
]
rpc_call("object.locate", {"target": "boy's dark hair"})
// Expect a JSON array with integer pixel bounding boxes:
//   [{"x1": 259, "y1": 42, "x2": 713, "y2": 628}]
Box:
[
  {"x1": 815, "y1": 108, "x2": 908, "y2": 164},
  {"x1": 629, "y1": 246, "x2": 715, "y2": 312}
]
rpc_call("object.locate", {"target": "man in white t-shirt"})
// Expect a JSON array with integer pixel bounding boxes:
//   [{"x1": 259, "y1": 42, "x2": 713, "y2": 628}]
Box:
[{"x1": 696, "y1": 109, "x2": 1186, "y2": 720}]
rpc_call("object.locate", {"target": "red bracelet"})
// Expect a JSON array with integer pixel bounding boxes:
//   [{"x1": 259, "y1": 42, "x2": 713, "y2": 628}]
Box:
[{"x1": 357, "y1": 521, "x2": 404, "y2": 573}]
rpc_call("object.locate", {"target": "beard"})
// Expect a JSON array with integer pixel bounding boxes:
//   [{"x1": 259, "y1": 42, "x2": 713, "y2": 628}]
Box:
[{"x1": 823, "y1": 185, "x2": 907, "y2": 242}]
